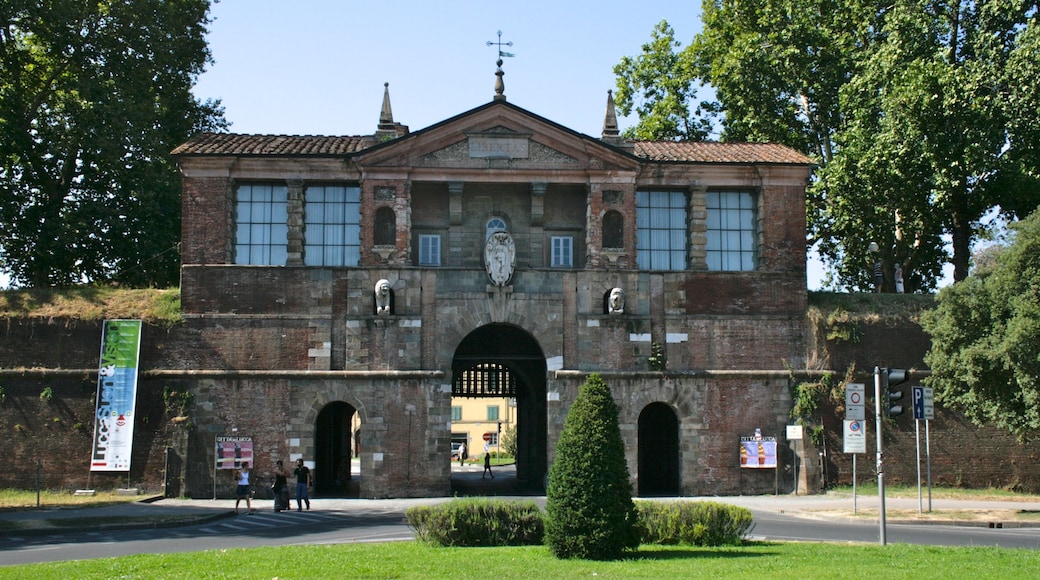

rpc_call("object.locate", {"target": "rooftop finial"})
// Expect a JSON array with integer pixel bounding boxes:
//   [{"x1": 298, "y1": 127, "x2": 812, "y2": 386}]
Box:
[
  {"x1": 375, "y1": 82, "x2": 408, "y2": 140},
  {"x1": 378, "y1": 82, "x2": 394, "y2": 127},
  {"x1": 602, "y1": 90, "x2": 620, "y2": 139},
  {"x1": 486, "y1": 31, "x2": 514, "y2": 101}
]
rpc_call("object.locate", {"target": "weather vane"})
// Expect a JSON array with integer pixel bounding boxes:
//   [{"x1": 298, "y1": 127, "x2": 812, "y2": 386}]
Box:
[
  {"x1": 486, "y1": 31, "x2": 515, "y2": 101},
  {"x1": 486, "y1": 30, "x2": 515, "y2": 59}
]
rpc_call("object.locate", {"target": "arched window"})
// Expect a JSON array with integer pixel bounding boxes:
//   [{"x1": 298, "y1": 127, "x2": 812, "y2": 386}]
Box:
[
  {"x1": 374, "y1": 207, "x2": 396, "y2": 246},
  {"x1": 486, "y1": 217, "x2": 507, "y2": 240},
  {"x1": 603, "y1": 210, "x2": 624, "y2": 249}
]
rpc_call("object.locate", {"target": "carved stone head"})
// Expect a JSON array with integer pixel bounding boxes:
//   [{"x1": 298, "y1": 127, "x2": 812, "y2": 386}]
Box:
[
  {"x1": 375, "y1": 279, "x2": 392, "y2": 315},
  {"x1": 608, "y1": 287, "x2": 625, "y2": 315}
]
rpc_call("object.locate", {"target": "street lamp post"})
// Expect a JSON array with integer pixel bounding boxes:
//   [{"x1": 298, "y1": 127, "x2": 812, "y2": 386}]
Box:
[{"x1": 868, "y1": 242, "x2": 882, "y2": 292}]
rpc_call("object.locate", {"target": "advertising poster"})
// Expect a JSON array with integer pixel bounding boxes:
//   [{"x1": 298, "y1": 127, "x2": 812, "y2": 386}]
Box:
[
  {"x1": 739, "y1": 436, "x2": 778, "y2": 468},
  {"x1": 216, "y1": 436, "x2": 254, "y2": 469},
  {"x1": 90, "y1": 319, "x2": 143, "y2": 472}
]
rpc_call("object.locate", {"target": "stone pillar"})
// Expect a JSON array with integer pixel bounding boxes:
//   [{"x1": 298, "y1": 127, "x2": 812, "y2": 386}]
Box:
[{"x1": 286, "y1": 179, "x2": 305, "y2": 266}]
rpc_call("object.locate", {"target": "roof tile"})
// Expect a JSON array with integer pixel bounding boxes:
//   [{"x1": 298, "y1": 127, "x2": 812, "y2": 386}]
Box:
[{"x1": 173, "y1": 132, "x2": 813, "y2": 165}]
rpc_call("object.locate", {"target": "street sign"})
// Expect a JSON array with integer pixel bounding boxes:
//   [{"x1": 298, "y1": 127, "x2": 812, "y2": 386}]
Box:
[
  {"x1": 786, "y1": 425, "x2": 803, "y2": 440},
  {"x1": 844, "y1": 420, "x2": 867, "y2": 454},
  {"x1": 846, "y1": 383, "x2": 865, "y2": 421},
  {"x1": 482, "y1": 432, "x2": 492, "y2": 442},
  {"x1": 912, "y1": 386, "x2": 934, "y2": 420}
]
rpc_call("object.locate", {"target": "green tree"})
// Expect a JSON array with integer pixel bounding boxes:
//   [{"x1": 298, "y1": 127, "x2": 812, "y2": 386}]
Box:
[
  {"x1": 921, "y1": 209, "x2": 1040, "y2": 439},
  {"x1": 818, "y1": 0, "x2": 1040, "y2": 291},
  {"x1": 544, "y1": 373, "x2": 639, "y2": 560},
  {"x1": 612, "y1": 21, "x2": 715, "y2": 141},
  {"x1": 500, "y1": 424, "x2": 517, "y2": 458},
  {"x1": 0, "y1": 0, "x2": 225, "y2": 288},
  {"x1": 617, "y1": 3, "x2": 1040, "y2": 291}
]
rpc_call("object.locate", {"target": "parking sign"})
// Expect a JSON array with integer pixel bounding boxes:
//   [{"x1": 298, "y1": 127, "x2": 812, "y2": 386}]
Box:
[{"x1": 912, "y1": 386, "x2": 934, "y2": 420}]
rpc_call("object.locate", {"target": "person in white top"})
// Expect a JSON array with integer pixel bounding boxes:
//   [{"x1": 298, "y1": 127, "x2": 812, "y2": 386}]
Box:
[{"x1": 234, "y1": 462, "x2": 252, "y2": 514}]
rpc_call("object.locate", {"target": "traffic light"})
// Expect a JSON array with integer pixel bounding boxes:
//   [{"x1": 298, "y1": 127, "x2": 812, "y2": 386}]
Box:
[
  {"x1": 497, "y1": 422, "x2": 502, "y2": 433},
  {"x1": 882, "y1": 368, "x2": 908, "y2": 416}
]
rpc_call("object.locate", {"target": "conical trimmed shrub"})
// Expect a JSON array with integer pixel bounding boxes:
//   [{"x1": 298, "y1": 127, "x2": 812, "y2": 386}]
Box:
[{"x1": 544, "y1": 373, "x2": 640, "y2": 560}]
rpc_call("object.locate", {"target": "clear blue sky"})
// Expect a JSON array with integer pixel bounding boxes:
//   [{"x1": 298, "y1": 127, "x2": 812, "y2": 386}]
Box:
[{"x1": 192, "y1": 0, "x2": 704, "y2": 138}]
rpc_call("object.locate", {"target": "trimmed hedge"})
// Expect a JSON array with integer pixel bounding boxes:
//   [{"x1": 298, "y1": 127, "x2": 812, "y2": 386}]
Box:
[
  {"x1": 544, "y1": 373, "x2": 639, "y2": 560},
  {"x1": 406, "y1": 498, "x2": 754, "y2": 549},
  {"x1": 636, "y1": 501, "x2": 754, "y2": 547},
  {"x1": 406, "y1": 498, "x2": 544, "y2": 547}
]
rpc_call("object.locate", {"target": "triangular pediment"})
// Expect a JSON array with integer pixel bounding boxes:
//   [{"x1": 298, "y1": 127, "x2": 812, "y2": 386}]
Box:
[{"x1": 355, "y1": 100, "x2": 639, "y2": 173}]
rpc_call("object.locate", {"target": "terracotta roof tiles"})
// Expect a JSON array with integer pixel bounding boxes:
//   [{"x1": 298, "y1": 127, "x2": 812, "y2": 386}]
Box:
[
  {"x1": 171, "y1": 133, "x2": 370, "y2": 156},
  {"x1": 632, "y1": 141, "x2": 814, "y2": 164},
  {"x1": 173, "y1": 132, "x2": 813, "y2": 165}
]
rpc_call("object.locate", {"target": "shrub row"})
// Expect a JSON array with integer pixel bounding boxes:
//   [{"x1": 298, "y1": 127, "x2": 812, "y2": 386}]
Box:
[
  {"x1": 636, "y1": 500, "x2": 754, "y2": 547},
  {"x1": 406, "y1": 499, "x2": 753, "y2": 548},
  {"x1": 406, "y1": 498, "x2": 545, "y2": 547}
]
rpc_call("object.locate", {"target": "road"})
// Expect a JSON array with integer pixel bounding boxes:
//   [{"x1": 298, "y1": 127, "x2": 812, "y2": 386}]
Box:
[
  {"x1": 750, "y1": 509, "x2": 1040, "y2": 549},
  {"x1": 0, "y1": 507, "x2": 413, "y2": 566},
  {"x1": 4, "y1": 498, "x2": 1040, "y2": 566}
]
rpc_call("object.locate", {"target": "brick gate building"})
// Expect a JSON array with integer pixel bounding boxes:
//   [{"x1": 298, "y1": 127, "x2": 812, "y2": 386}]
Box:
[{"x1": 172, "y1": 81, "x2": 813, "y2": 499}]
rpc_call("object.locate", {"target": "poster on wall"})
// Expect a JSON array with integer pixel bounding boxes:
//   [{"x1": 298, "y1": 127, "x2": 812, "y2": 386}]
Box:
[
  {"x1": 89, "y1": 319, "x2": 143, "y2": 472},
  {"x1": 216, "y1": 436, "x2": 253, "y2": 469},
  {"x1": 739, "y1": 436, "x2": 778, "y2": 469}
]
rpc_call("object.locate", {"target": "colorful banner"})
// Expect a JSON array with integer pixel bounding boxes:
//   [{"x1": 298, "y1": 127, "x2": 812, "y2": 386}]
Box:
[
  {"x1": 90, "y1": 319, "x2": 143, "y2": 472},
  {"x1": 216, "y1": 436, "x2": 254, "y2": 470},
  {"x1": 739, "y1": 437, "x2": 778, "y2": 468}
]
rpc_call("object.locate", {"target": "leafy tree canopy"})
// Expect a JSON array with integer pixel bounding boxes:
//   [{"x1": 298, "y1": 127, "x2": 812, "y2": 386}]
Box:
[
  {"x1": 615, "y1": 2, "x2": 1040, "y2": 291},
  {"x1": 612, "y1": 21, "x2": 716, "y2": 141},
  {"x1": 921, "y1": 209, "x2": 1040, "y2": 439},
  {"x1": 0, "y1": 0, "x2": 226, "y2": 288}
]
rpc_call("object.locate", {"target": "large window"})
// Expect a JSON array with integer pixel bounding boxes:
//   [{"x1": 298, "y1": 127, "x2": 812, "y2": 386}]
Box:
[
  {"x1": 551, "y1": 236, "x2": 573, "y2": 267},
  {"x1": 235, "y1": 183, "x2": 288, "y2": 265},
  {"x1": 706, "y1": 190, "x2": 757, "y2": 271},
  {"x1": 304, "y1": 185, "x2": 361, "y2": 266},
  {"x1": 636, "y1": 190, "x2": 687, "y2": 271}
]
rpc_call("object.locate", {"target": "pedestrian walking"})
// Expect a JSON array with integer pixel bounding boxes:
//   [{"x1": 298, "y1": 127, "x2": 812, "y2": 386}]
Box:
[
  {"x1": 234, "y1": 462, "x2": 252, "y2": 514},
  {"x1": 294, "y1": 458, "x2": 312, "y2": 511},
  {"x1": 483, "y1": 453, "x2": 494, "y2": 479},
  {"x1": 272, "y1": 460, "x2": 289, "y2": 512},
  {"x1": 458, "y1": 442, "x2": 466, "y2": 466}
]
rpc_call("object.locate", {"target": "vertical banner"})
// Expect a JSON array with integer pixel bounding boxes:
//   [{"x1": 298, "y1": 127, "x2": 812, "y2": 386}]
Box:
[{"x1": 90, "y1": 319, "x2": 143, "y2": 472}]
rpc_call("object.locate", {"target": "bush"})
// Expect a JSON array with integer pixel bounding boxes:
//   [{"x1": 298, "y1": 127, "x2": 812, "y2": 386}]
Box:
[
  {"x1": 406, "y1": 498, "x2": 544, "y2": 547},
  {"x1": 637, "y1": 501, "x2": 754, "y2": 547},
  {"x1": 544, "y1": 373, "x2": 639, "y2": 560}
]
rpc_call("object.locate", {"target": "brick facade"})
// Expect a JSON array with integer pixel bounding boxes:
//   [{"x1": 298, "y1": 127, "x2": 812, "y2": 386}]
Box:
[{"x1": 15, "y1": 97, "x2": 976, "y2": 499}]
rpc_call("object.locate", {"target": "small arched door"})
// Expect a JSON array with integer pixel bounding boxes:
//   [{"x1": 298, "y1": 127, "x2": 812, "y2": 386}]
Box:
[
  {"x1": 314, "y1": 401, "x2": 357, "y2": 496},
  {"x1": 638, "y1": 402, "x2": 680, "y2": 496}
]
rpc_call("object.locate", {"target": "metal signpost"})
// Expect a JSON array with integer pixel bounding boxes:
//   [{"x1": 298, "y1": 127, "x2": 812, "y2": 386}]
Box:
[
  {"x1": 787, "y1": 425, "x2": 803, "y2": 495},
  {"x1": 913, "y1": 386, "x2": 934, "y2": 512},
  {"x1": 844, "y1": 419, "x2": 866, "y2": 513},
  {"x1": 845, "y1": 383, "x2": 866, "y2": 514}
]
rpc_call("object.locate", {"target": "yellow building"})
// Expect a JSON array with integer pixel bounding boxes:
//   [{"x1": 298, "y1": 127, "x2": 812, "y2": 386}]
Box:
[{"x1": 451, "y1": 396, "x2": 514, "y2": 458}]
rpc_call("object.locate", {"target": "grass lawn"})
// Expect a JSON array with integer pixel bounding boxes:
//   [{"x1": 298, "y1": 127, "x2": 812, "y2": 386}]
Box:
[
  {"x1": 0, "y1": 541, "x2": 1037, "y2": 579},
  {"x1": 0, "y1": 489, "x2": 143, "y2": 510}
]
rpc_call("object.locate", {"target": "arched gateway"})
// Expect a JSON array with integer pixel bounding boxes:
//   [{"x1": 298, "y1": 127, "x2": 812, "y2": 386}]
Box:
[{"x1": 452, "y1": 323, "x2": 547, "y2": 489}]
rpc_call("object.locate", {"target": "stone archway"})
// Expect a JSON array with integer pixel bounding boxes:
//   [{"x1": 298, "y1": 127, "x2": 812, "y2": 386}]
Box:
[
  {"x1": 452, "y1": 323, "x2": 547, "y2": 492},
  {"x1": 638, "y1": 402, "x2": 680, "y2": 496},
  {"x1": 314, "y1": 401, "x2": 358, "y2": 496}
]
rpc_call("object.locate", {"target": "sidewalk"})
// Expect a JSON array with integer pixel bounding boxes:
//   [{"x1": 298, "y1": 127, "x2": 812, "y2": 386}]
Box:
[{"x1": 3, "y1": 489, "x2": 1039, "y2": 539}]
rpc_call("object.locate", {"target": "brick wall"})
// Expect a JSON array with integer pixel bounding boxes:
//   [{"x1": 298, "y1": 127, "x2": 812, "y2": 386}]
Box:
[{"x1": 4, "y1": 307, "x2": 1040, "y2": 495}]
